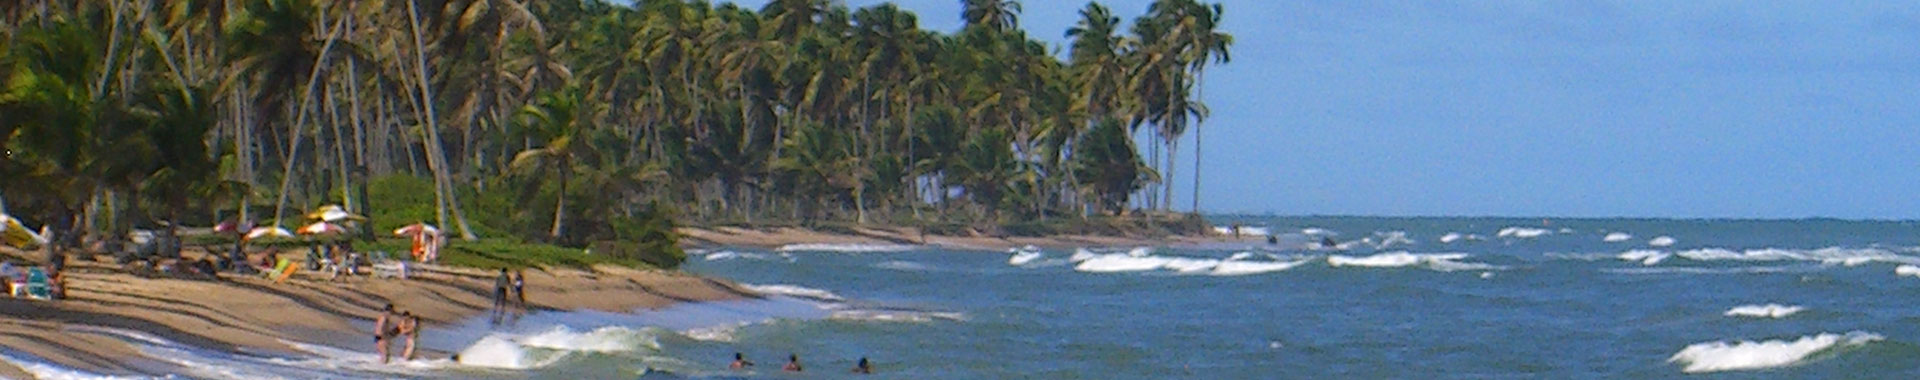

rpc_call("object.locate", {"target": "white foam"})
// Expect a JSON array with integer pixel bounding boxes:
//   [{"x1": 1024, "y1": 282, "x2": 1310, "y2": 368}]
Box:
[
  {"x1": 1724, "y1": 304, "x2": 1804, "y2": 319},
  {"x1": 1328, "y1": 252, "x2": 1464, "y2": 267},
  {"x1": 775, "y1": 243, "x2": 917, "y2": 253},
  {"x1": 0, "y1": 352, "x2": 142, "y2": 380},
  {"x1": 1074, "y1": 254, "x2": 1172, "y2": 273},
  {"x1": 1374, "y1": 231, "x2": 1415, "y2": 249},
  {"x1": 1668, "y1": 331, "x2": 1881, "y2": 373},
  {"x1": 1897, "y1": 265, "x2": 1920, "y2": 278},
  {"x1": 742, "y1": 284, "x2": 846, "y2": 302},
  {"x1": 1161, "y1": 257, "x2": 1223, "y2": 273},
  {"x1": 458, "y1": 335, "x2": 560, "y2": 369},
  {"x1": 1496, "y1": 227, "x2": 1550, "y2": 238},
  {"x1": 682, "y1": 324, "x2": 743, "y2": 342},
  {"x1": 1209, "y1": 259, "x2": 1312, "y2": 276},
  {"x1": 1125, "y1": 247, "x2": 1154, "y2": 257},
  {"x1": 1439, "y1": 233, "x2": 1463, "y2": 243},
  {"x1": 1008, "y1": 250, "x2": 1044, "y2": 266},
  {"x1": 519, "y1": 326, "x2": 659, "y2": 353},
  {"x1": 1618, "y1": 250, "x2": 1669, "y2": 266},
  {"x1": 1226, "y1": 252, "x2": 1260, "y2": 261},
  {"x1": 1301, "y1": 228, "x2": 1334, "y2": 236},
  {"x1": 829, "y1": 310, "x2": 968, "y2": 323},
  {"x1": 703, "y1": 250, "x2": 788, "y2": 262},
  {"x1": 1649, "y1": 236, "x2": 1676, "y2": 247},
  {"x1": 1069, "y1": 248, "x2": 1099, "y2": 262},
  {"x1": 1604, "y1": 232, "x2": 1632, "y2": 242},
  {"x1": 1327, "y1": 252, "x2": 1500, "y2": 272},
  {"x1": 876, "y1": 260, "x2": 931, "y2": 271},
  {"x1": 1602, "y1": 266, "x2": 1796, "y2": 275},
  {"x1": 1213, "y1": 226, "x2": 1271, "y2": 236}
]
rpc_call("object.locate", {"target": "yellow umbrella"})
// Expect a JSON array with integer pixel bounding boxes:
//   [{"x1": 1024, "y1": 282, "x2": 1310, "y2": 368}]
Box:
[
  {"x1": 305, "y1": 205, "x2": 365, "y2": 223},
  {"x1": 0, "y1": 214, "x2": 48, "y2": 249}
]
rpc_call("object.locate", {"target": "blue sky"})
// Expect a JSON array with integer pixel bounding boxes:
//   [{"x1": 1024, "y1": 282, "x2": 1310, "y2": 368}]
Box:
[{"x1": 824, "y1": 1, "x2": 1920, "y2": 219}]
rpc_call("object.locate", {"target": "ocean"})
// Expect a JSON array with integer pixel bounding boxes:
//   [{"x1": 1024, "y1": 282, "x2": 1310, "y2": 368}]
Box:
[{"x1": 13, "y1": 216, "x2": 1920, "y2": 379}]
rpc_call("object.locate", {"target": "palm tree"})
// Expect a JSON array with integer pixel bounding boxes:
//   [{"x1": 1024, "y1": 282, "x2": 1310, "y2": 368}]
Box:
[
  {"x1": 508, "y1": 84, "x2": 595, "y2": 241},
  {"x1": 1179, "y1": 1, "x2": 1232, "y2": 213},
  {"x1": 961, "y1": 0, "x2": 1021, "y2": 32}
]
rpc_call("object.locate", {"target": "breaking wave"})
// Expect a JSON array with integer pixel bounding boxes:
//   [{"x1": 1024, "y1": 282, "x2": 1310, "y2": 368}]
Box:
[
  {"x1": 1724, "y1": 304, "x2": 1804, "y2": 319},
  {"x1": 1327, "y1": 252, "x2": 1502, "y2": 272},
  {"x1": 1668, "y1": 331, "x2": 1882, "y2": 373},
  {"x1": 1603, "y1": 232, "x2": 1632, "y2": 242},
  {"x1": 1496, "y1": 227, "x2": 1550, "y2": 239},
  {"x1": 742, "y1": 283, "x2": 846, "y2": 302},
  {"x1": 1649, "y1": 236, "x2": 1677, "y2": 247}
]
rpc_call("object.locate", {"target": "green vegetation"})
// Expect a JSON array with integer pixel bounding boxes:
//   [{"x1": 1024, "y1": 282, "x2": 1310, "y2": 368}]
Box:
[{"x1": 0, "y1": 0, "x2": 1232, "y2": 268}]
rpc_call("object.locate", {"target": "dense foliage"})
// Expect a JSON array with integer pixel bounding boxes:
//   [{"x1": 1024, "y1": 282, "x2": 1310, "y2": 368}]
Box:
[{"x1": 0, "y1": 0, "x2": 1230, "y2": 246}]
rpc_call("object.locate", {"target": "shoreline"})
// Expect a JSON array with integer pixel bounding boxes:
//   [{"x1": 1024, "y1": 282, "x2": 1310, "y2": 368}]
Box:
[
  {"x1": 676, "y1": 225, "x2": 1233, "y2": 252},
  {"x1": 0, "y1": 246, "x2": 755, "y2": 378}
]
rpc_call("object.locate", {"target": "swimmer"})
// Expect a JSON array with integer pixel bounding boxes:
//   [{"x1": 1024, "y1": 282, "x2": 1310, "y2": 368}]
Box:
[
  {"x1": 730, "y1": 352, "x2": 754, "y2": 370},
  {"x1": 783, "y1": 353, "x2": 803, "y2": 372}
]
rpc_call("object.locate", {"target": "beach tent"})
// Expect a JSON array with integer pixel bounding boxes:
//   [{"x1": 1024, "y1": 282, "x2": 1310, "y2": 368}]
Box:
[
  {"x1": 0, "y1": 214, "x2": 48, "y2": 249},
  {"x1": 244, "y1": 226, "x2": 295, "y2": 241},
  {"x1": 305, "y1": 205, "x2": 365, "y2": 223}
]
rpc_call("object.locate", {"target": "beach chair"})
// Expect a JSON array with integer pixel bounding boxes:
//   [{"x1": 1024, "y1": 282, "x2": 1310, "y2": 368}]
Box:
[
  {"x1": 268, "y1": 258, "x2": 298, "y2": 283},
  {"x1": 23, "y1": 268, "x2": 50, "y2": 300}
]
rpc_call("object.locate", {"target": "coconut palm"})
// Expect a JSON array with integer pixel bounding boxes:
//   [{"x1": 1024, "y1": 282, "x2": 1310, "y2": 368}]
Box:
[{"x1": 961, "y1": 0, "x2": 1021, "y2": 32}]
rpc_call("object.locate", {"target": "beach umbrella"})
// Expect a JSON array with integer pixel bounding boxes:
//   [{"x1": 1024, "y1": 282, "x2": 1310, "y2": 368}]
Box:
[
  {"x1": 297, "y1": 221, "x2": 349, "y2": 236},
  {"x1": 392, "y1": 223, "x2": 440, "y2": 237},
  {"x1": 244, "y1": 226, "x2": 295, "y2": 241},
  {"x1": 305, "y1": 205, "x2": 365, "y2": 223},
  {"x1": 0, "y1": 214, "x2": 48, "y2": 249}
]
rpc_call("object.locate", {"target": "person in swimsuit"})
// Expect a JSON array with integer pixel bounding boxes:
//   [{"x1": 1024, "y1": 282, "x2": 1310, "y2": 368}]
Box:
[
  {"x1": 511, "y1": 270, "x2": 526, "y2": 312},
  {"x1": 783, "y1": 353, "x2": 803, "y2": 372},
  {"x1": 373, "y1": 304, "x2": 400, "y2": 363},
  {"x1": 729, "y1": 352, "x2": 753, "y2": 370},
  {"x1": 492, "y1": 268, "x2": 511, "y2": 319},
  {"x1": 399, "y1": 312, "x2": 421, "y2": 361}
]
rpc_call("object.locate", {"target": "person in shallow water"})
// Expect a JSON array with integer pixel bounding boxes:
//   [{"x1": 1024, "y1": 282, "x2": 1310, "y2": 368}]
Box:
[
  {"x1": 851, "y1": 357, "x2": 872, "y2": 374},
  {"x1": 729, "y1": 352, "x2": 753, "y2": 369},
  {"x1": 372, "y1": 304, "x2": 401, "y2": 363},
  {"x1": 491, "y1": 268, "x2": 511, "y2": 319},
  {"x1": 783, "y1": 353, "x2": 803, "y2": 372}
]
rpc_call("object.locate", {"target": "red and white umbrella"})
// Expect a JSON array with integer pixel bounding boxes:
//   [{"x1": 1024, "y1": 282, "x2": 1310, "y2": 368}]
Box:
[
  {"x1": 392, "y1": 223, "x2": 440, "y2": 237},
  {"x1": 297, "y1": 221, "x2": 348, "y2": 236}
]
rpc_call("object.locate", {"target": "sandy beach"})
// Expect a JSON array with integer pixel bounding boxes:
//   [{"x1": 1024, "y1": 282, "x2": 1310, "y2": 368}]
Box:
[{"x1": 0, "y1": 246, "x2": 755, "y2": 378}]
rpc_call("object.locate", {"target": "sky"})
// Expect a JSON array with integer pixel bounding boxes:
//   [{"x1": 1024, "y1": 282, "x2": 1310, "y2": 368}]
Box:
[{"x1": 817, "y1": 0, "x2": 1920, "y2": 219}]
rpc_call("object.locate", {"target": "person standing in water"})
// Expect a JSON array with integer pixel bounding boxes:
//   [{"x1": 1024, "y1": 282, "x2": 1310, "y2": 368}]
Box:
[
  {"x1": 372, "y1": 304, "x2": 401, "y2": 363},
  {"x1": 491, "y1": 268, "x2": 511, "y2": 320},
  {"x1": 783, "y1": 353, "x2": 803, "y2": 372},
  {"x1": 730, "y1": 352, "x2": 754, "y2": 370},
  {"x1": 511, "y1": 270, "x2": 527, "y2": 312},
  {"x1": 399, "y1": 312, "x2": 422, "y2": 360},
  {"x1": 851, "y1": 357, "x2": 872, "y2": 374}
]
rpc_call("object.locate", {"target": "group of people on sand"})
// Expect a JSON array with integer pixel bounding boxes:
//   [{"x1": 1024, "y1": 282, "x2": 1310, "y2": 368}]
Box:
[
  {"x1": 372, "y1": 303, "x2": 425, "y2": 364},
  {"x1": 730, "y1": 352, "x2": 874, "y2": 374}
]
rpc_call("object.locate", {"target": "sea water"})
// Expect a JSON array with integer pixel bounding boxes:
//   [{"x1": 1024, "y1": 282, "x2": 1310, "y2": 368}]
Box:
[{"x1": 15, "y1": 217, "x2": 1920, "y2": 379}]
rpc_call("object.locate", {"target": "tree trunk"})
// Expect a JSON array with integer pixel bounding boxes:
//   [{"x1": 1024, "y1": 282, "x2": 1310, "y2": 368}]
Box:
[
  {"x1": 550, "y1": 162, "x2": 567, "y2": 240},
  {"x1": 409, "y1": 0, "x2": 477, "y2": 240},
  {"x1": 270, "y1": 12, "x2": 349, "y2": 226}
]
